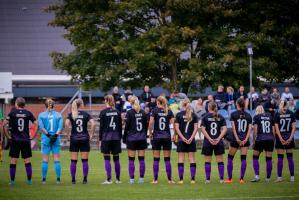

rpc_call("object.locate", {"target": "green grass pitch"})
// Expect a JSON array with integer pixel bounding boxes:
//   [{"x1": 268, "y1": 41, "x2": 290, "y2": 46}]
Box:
[{"x1": 0, "y1": 150, "x2": 298, "y2": 200}]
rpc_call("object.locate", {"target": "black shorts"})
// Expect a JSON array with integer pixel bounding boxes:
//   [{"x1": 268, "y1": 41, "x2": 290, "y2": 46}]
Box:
[
  {"x1": 275, "y1": 139, "x2": 295, "y2": 150},
  {"x1": 253, "y1": 140, "x2": 274, "y2": 152},
  {"x1": 201, "y1": 140, "x2": 225, "y2": 156},
  {"x1": 101, "y1": 140, "x2": 121, "y2": 155},
  {"x1": 9, "y1": 140, "x2": 32, "y2": 159},
  {"x1": 127, "y1": 140, "x2": 147, "y2": 151},
  {"x1": 176, "y1": 141, "x2": 196, "y2": 153},
  {"x1": 70, "y1": 139, "x2": 90, "y2": 152},
  {"x1": 151, "y1": 138, "x2": 172, "y2": 151},
  {"x1": 230, "y1": 140, "x2": 250, "y2": 149}
]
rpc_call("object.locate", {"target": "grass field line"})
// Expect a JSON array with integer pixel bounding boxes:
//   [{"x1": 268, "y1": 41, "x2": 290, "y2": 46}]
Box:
[{"x1": 179, "y1": 195, "x2": 299, "y2": 200}]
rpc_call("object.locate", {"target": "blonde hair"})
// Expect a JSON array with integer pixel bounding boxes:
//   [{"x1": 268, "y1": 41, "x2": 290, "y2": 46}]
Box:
[
  {"x1": 208, "y1": 101, "x2": 219, "y2": 120},
  {"x1": 71, "y1": 98, "x2": 84, "y2": 119},
  {"x1": 130, "y1": 96, "x2": 141, "y2": 113},
  {"x1": 105, "y1": 95, "x2": 115, "y2": 109},
  {"x1": 157, "y1": 95, "x2": 168, "y2": 114},
  {"x1": 279, "y1": 100, "x2": 287, "y2": 114},
  {"x1": 255, "y1": 105, "x2": 265, "y2": 115},
  {"x1": 182, "y1": 98, "x2": 192, "y2": 122}
]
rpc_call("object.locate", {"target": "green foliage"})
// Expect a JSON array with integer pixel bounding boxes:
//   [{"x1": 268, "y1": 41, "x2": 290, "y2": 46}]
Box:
[{"x1": 46, "y1": 0, "x2": 299, "y2": 92}]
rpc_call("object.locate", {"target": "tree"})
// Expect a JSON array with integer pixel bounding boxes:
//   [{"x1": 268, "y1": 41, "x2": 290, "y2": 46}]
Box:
[{"x1": 46, "y1": 0, "x2": 299, "y2": 92}]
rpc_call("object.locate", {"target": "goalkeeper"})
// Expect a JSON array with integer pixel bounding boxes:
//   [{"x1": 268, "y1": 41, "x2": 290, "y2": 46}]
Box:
[{"x1": 38, "y1": 98, "x2": 63, "y2": 184}]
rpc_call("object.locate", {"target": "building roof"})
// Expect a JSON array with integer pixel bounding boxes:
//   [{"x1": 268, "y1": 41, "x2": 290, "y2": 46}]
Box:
[{"x1": 0, "y1": 0, "x2": 72, "y2": 75}]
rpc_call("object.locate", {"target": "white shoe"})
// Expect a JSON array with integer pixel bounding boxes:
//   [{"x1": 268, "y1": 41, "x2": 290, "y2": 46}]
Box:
[
  {"x1": 290, "y1": 176, "x2": 295, "y2": 182},
  {"x1": 129, "y1": 179, "x2": 134, "y2": 184},
  {"x1": 219, "y1": 180, "x2": 224, "y2": 184},
  {"x1": 205, "y1": 180, "x2": 211, "y2": 184},
  {"x1": 138, "y1": 178, "x2": 144, "y2": 184},
  {"x1": 102, "y1": 180, "x2": 113, "y2": 185},
  {"x1": 115, "y1": 180, "x2": 122, "y2": 184},
  {"x1": 274, "y1": 177, "x2": 283, "y2": 183},
  {"x1": 265, "y1": 178, "x2": 271, "y2": 183}
]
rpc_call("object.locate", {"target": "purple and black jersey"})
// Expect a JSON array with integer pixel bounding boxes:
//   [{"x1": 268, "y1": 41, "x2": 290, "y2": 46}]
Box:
[
  {"x1": 6, "y1": 108, "x2": 35, "y2": 141},
  {"x1": 67, "y1": 111, "x2": 91, "y2": 141},
  {"x1": 230, "y1": 110, "x2": 252, "y2": 141},
  {"x1": 151, "y1": 107, "x2": 174, "y2": 139},
  {"x1": 274, "y1": 110, "x2": 295, "y2": 140},
  {"x1": 253, "y1": 113, "x2": 274, "y2": 141},
  {"x1": 99, "y1": 107, "x2": 122, "y2": 141},
  {"x1": 124, "y1": 109, "x2": 148, "y2": 142},
  {"x1": 175, "y1": 111, "x2": 198, "y2": 141},
  {"x1": 201, "y1": 113, "x2": 226, "y2": 139}
]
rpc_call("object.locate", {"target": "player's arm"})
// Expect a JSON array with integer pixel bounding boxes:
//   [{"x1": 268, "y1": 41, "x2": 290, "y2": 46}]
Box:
[
  {"x1": 65, "y1": 118, "x2": 71, "y2": 140},
  {"x1": 55, "y1": 114, "x2": 63, "y2": 136},
  {"x1": 89, "y1": 118, "x2": 96, "y2": 141},
  {"x1": 148, "y1": 116, "x2": 154, "y2": 139},
  {"x1": 99, "y1": 112, "x2": 104, "y2": 142},
  {"x1": 217, "y1": 125, "x2": 227, "y2": 141},
  {"x1": 174, "y1": 122, "x2": 186, "y2": 142},
  {"x1": 274, "y1": 123, "x2": 284, "y2": 142},
  {"x1": 38, "y1": 115, "x2": 51, "y2": 137},
  {"x1": 2, "y1": 119, "x2": 11, "y2": 139},
  {"x1": 231, "y1": 120, "x2": 241, "y2": 143},
  {"x1": 201, "y1": 126, "x2": 214, "y2": 144},
  {"x1": 170, "y1": 117, "x2": 176, "y2": 142},
  {"x1": 244, "y1": 123, "x2": 252, "y2": 144},
  {"x1": 123, "y1": 113, "x2": 130, "y2": 144},
  {"x1": 189, "y1": 122, "x2": 198, "y2": 143}
]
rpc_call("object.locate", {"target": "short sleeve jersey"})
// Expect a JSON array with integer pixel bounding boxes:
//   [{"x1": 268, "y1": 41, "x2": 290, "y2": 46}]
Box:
[
  {"x1": 7, "y1": 109, "x2": 35, "y2": 141},
  {"x1": 253, "y1": 113, "x2": 274, "y2": 141},
  {"x1": 274, "y1": 110, "x2": 296, "y2": 140},
  {"x1": 230, "y1": 110, "x2": 252, "y2": 141},
  {"x1": 175, "y1": 111, "x2": 198, "y2": 140},
  {"x1": 201, "y1": 112, "x2": 226, "y2": 139},
  {"x1": 67, "y1": 111, "x2": 91, "y2": 140}
]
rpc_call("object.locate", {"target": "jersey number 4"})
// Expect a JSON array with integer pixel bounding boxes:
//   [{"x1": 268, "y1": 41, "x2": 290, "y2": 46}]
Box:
[{"x1": 109, "y1": 116, "x2": 116, "y2": 130}]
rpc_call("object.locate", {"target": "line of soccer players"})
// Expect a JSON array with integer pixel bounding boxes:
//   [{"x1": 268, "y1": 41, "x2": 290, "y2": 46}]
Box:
[{"x1": 1, "y1": 95, "x2": 296, "y2": 185}]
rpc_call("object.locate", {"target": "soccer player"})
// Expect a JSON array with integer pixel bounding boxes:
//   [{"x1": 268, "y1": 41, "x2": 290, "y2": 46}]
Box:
[
  {"x1": 2, "y1": 97, "x2": 38, "y2": 185},
  {"x1": 38, "y1": 98, "x2": 63, "y2": 184},
  {"x1": 123, "y1": 96, "x2": 148, "y2": 184},
  {"x1": 174, "y1": 98, "x2": 198, "y2": 184},
  {"x1": 225, "y1": 98, "x2": 252, "y2": 184},
  {"x1": 201, "y1": 102, "x2": 227, "y2": 184},
  {"x1": 65, "y1": 99, "x2": 96, "y2": 184},
  {"x1": 148, "y1": 95, "x2": 175, "y2": 184},
  {"x1": 99, "y1": 95, "x2": 122, "y2": 184},
  {"x1": 274, "y1": 100, "x2": 296, "y2": 182},
  {"x1": 251, "y1": 105, "x2": 275, "y2": 183}
]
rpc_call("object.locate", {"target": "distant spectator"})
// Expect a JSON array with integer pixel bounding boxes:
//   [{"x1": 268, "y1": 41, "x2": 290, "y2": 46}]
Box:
[
  {"x1": 288, "y1": 99, "x2": 296, "y2": 113},
  {"x1": 124, "y1": 86, "x2": 134, "y2": 101},
  {"x1": 140, "y1": 85, "x2": 153, "y2": 104},
  {"x1": 226, "y1": 86, "x2": 237, "y2": 110},
  {"x1": 214, "y1": 85, "x2": 227, "y2": 109},
  {"x1": 174, "y1": 91, "x2": 188, "y2": 106},
  {"x1": 168, "y1": 92, "x2": 177, "y2": 105},
  {"x1": 248, "y1": 86, "x2": 259, "y2": 109},
  {"x1": 123, "y1": 95, "x2": 133, "y2": 112},
  {"x1": 204, "y1": 95, "x2": 214, "y2": 112},
  {"x1": 236, "y1": 85, "x2": 248, "y2": 109},
  {"x1": 281, "y1": 87, "x2": 293, "y2": 102},
  {"x1": 112, "y1": 86, "x2": 123, "y2": 112},
  {"x1": 192, "y1": 98, "x2": 206, "y2": 122},
  {"x1": 295, "y1": 100, "x2": 299, "y2": 120},
  {"x1": 259, "y1": 88, "x2": 271, "y2": 107},
  {"x1": 270, "y1": 87, "x2": 280, "y2": 106},
  {"x1": 264, "y1": 99, "x2": 277, "y2": 118},
  {"x1": 147, "y1": 96, "x2": 157, "y2": 112}
]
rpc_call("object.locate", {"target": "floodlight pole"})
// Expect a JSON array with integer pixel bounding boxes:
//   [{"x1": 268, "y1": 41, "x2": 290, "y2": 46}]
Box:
[{"x1": 246, "y1": 43, "x2": 253, "y2": 113}]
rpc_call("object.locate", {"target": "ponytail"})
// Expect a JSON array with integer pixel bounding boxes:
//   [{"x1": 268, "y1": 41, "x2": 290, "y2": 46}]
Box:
[
  {"x1": 104, "y1": 95, "x2": 115, "y2": 109},
  {"x1": 236, "y1": 98, "x2": 245, "y2": 118},
  {"x1": 72, "y1": 99, "x2": 83, "y2": 120},
  {"x1": 45, "y1": 98, "x2": 54, "y2": 111},
  {"x1": 157, "y1": 96, "x2": 168, "y2": 114},
  {"x1": 208, "y1": 101, "x2": 219, "y2": 120},
  {"x1": 130, "y1": 96, "x2": 141, "y2": 113},
  {"x1": 182, "y1": 98, "x2": 192, "y2": 122}
]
